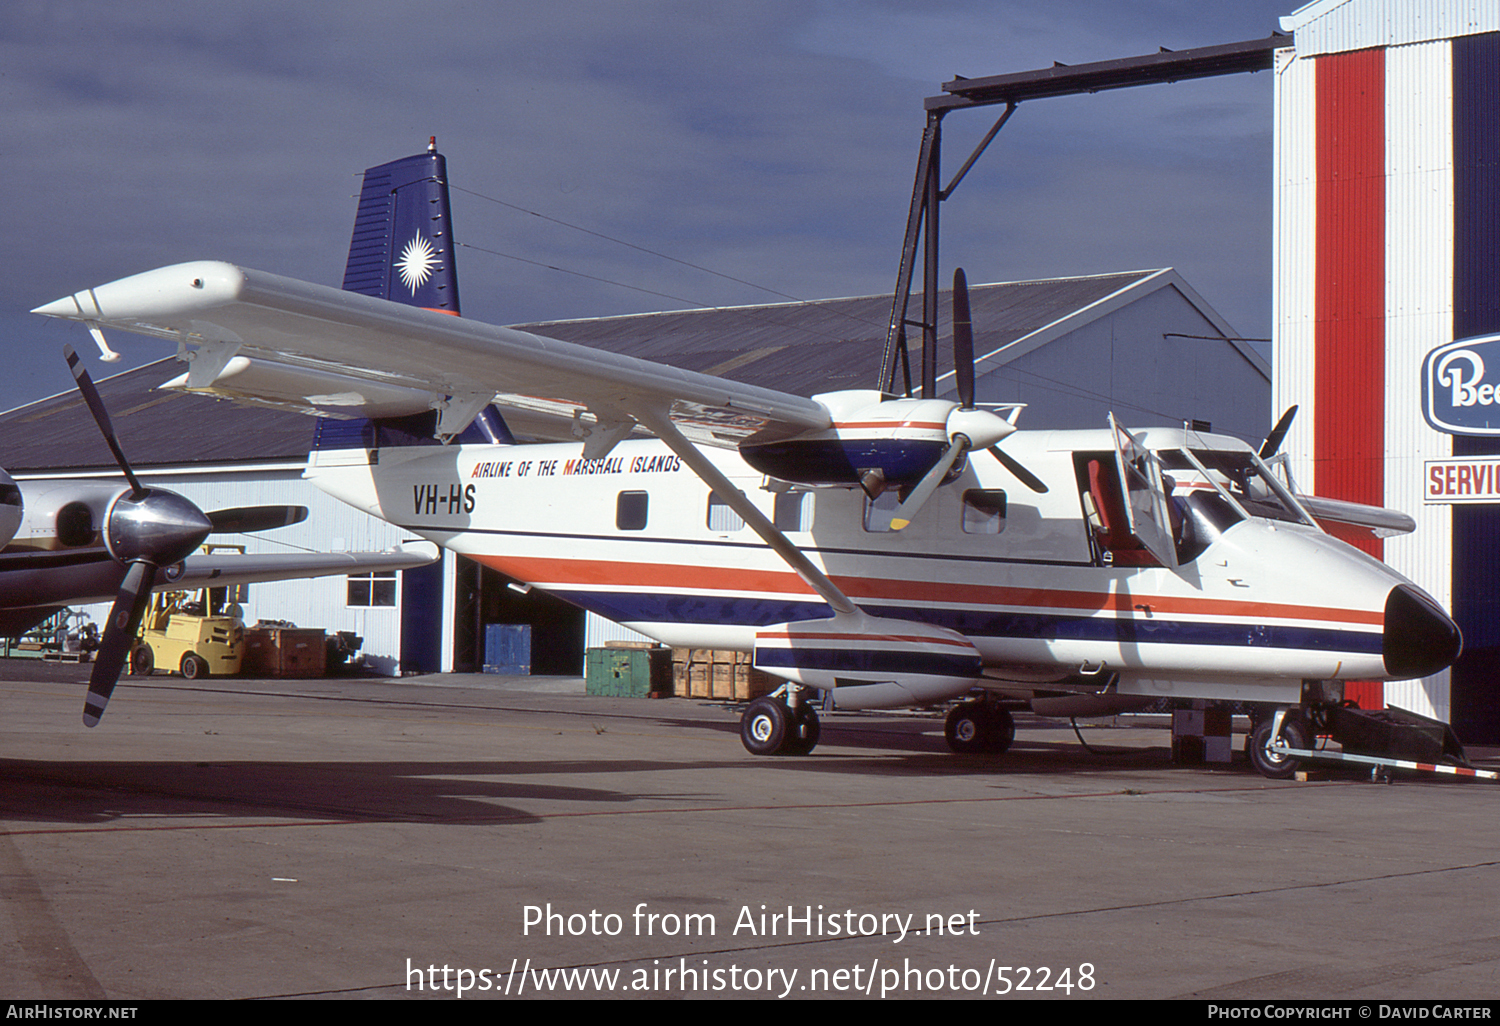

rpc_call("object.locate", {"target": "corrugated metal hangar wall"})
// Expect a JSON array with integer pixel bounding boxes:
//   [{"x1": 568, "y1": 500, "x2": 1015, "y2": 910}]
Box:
[{"x1": 1273, "y1": 0, "x2": 1500, "y2": 739}]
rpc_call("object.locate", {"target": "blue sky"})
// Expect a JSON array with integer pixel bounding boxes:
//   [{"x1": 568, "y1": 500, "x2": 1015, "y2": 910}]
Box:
[{"x1": 7, "y1": 1, "x2": 1297, "y2": 407}]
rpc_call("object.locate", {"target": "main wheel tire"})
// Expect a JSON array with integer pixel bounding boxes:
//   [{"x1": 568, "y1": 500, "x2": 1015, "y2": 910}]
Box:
[
  {"x1": 945, "y1": 702, "x2": 993, "y2": 754},
  {"x1": 129, "y1": 645, "x2": 154, "y2": 677},
  {"x1": 181, "y1": 653, "x2": 209, "y2": 680},
  {"x1": 741, "y1": 697, "x2": 790, "y2": 755},
  {"x1": 986, "y1": 706, "x2": 1016, "y2": 754},
  {"x1": 784, "y1": 704, "x2": 821, "y2": 756},
  {"x1": 1247, "y1": 714, "x2": 1311, "y2": 780}
]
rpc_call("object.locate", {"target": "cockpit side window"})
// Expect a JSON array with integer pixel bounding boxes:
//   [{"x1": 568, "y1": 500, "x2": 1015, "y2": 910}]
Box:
[
  {"x1": 1157, "y1": 448, "x2": 1315, "y2": 563},
  {"x1": 1163, "y1": 450, "x2": 1311, "y2": 526}
]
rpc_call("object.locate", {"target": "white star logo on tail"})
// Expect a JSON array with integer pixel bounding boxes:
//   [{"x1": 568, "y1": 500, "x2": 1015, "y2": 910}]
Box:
[{"x1": 396, "y1": 235, "x2": 438, "y2": 295}]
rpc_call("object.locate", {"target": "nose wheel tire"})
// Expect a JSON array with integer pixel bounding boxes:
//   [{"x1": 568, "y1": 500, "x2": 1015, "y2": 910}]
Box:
[{"x1": 1247, "y1": 714, "x2": 1311, "y2": 780}]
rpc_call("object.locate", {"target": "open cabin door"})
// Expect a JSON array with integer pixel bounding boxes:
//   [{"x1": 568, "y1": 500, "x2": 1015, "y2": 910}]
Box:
[{"x1": 1107, "y1": 413, "x2": 1178, "y2": 569}]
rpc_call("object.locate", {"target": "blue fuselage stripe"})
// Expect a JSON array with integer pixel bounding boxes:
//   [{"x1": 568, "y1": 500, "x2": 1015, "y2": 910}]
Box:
[{"x1": 563, "y1": 590, "x2": 1383, "y2": 655}]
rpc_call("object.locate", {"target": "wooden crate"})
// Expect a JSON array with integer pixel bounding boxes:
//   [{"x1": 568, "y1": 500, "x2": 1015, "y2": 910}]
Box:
[
  {"x1": 671, "y1": 648, "x2": 778, "y2": 701},
  {"x1": 585, "y1": 647, "x2": 672, "y2": 697},
  {"x1": 243, "y1": 626, "x2": 326, "y2": 679}
]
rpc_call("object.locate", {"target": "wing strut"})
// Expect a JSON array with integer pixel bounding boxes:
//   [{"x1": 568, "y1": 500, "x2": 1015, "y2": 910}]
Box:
[{"x1": 634, "y1": 408, "x2": 859, "y2": 618}]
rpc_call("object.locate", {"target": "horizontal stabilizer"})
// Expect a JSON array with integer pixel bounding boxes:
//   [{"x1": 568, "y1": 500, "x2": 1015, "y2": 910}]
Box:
[{"x1": 1297, "y1": 494, "x2": 1415, "y2": 538}]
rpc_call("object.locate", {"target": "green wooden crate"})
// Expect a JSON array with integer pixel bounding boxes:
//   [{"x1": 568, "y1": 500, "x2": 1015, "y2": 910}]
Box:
[{"x1": 585, "y1": 647, "x2": 671, "y2": 697}]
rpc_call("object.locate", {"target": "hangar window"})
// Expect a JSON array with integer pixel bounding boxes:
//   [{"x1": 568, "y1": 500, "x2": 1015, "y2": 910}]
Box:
[
  {"x1": 348, "y1": 571, "x2": 397, "y2": 607},
  {"x1": 617, "y1": 490, "x2": 649, "y2": 531},
  {"x1": 706, "y1": 492, "x2": 745, "y2": 531},
  {"x1": 961, "y1": 489, "x2": 1007, "y2": 534}
]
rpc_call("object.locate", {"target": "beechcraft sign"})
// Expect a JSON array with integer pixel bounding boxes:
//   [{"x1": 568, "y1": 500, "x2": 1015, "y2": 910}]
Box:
[{"x1": 1423, "y1": 333, "x2": 1500, "y2": 435}]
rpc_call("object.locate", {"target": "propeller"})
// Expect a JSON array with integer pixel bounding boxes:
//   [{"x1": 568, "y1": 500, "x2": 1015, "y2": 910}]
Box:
[
  {"x1": 888, "y1": 268, "x2": 1043, "y2": 531},
  {"x1": 953, "y1": 268, "x2": 1050, "y2": 496},
  {"x1": 206, "y1": 505, "x2": 308, "y2": 533},
  {"x1": 1259, "y1": 405, "x2": 1298, "y2": 460},
  {"x1": 67, "y1": 346, "x2": 211, "y2": 725},
  {"x1": 953, "y1": 267, "x2": 976, "y2": 409},
  {"x1": 63, "y1": 346, "x2": 308, "y2": 727}
]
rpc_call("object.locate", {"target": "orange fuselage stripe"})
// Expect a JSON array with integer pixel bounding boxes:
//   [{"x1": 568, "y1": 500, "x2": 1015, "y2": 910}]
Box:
[{"x1": 471, "y1": 554, "x2": 1384, "y2": 626}]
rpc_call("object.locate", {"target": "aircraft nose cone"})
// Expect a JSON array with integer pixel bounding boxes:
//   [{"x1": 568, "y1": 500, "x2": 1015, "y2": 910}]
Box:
[{"x1": 1383, "y1": 584, "x2": 1463, "y2": 679}]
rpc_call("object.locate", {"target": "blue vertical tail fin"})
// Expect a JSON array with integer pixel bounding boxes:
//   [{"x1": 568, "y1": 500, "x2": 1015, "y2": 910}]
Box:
[
  {"x1": 342, "y1": 138, "x2": 461, "y2": 315},
  {"x1": 310, "y1": 139, "x2": 516, "y2": 451}
]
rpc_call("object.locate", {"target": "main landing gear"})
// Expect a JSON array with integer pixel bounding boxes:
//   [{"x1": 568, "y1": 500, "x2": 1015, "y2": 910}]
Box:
[
  {"x1": 740, "y1": 686, "x2": 820, "y2": 756},
  {"x1": 944, "y1": 699, "x2": 1015, "y2": 755}
]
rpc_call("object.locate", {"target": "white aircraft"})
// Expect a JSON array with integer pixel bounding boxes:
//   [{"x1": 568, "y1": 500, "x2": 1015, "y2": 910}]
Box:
[
  {"x1": 32, "y1": 146, "x2": 1462, "y2": 775},
  {"x1": 0, "y1": 347, "x2": 436, "y2": 727}
]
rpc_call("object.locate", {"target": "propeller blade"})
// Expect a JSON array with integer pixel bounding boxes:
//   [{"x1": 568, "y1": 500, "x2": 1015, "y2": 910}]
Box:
[
  {"x1": 1259, "y1": 405, "x2": 1298, "y2": 460},
  {"x1": 207, "y1": 505, "x2": 309, "y2": 534},
  {"x1": 890, "y1": 436, "x2": 968, "y2": 532},
  {"x1": 64, "y1": 345, "x2": 145, "y2": 499},
  {"x1": 952, "y1": 268, "x2": 975, "y2": 409},
  {"x1": 84, "y1": 561, "x2": 157, "y2": 727},
  {"x1": 986, "y1": 445, "x2": 1049, "y2": 494}
]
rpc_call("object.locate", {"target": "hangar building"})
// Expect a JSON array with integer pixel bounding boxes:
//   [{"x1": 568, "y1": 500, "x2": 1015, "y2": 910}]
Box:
[
  {"x1": 5, "y1": 265, "x2": 1267, "y2": 674},
  {"x1": 1270, "y1": 0, "x2": 1500, "y2": 739}
]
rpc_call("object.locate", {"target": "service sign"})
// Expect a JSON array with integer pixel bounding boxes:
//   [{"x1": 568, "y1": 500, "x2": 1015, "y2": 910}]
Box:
[
  {"x1": 1425, "y1": 457, "x2": 1500, "y2": 504},
  {"x1": 1422, "y1": 333, "x2": 1500, "y2": 435}
]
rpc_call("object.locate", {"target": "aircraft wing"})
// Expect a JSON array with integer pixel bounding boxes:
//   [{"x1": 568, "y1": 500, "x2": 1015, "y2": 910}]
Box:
[
  {"x1": 33, "y1": 261, "x2": 834, "y2": 445},
  {"x1": 163, "y1": 541, "x2": 440, "y2": 590}
]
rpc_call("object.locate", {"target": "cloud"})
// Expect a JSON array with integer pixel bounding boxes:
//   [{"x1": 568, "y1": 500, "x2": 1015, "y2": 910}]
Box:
[{"x1": 8, "y1": 1, "x2": 1284, "y2": 405}]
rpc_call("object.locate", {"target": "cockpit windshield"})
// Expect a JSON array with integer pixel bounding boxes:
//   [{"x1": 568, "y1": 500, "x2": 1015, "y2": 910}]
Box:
[{"x1": 1157, "y1": 449, "x2": 1313, "y2": 562}]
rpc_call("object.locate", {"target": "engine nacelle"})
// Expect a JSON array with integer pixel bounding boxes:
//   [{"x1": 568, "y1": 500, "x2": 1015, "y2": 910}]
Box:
[
  {"x1": 740, "y1": 392, "x2": 954, "y2": 491},
  {"x1": 753, "y1": 614, "x2": 982, "y2": 710},
  {"x1": 0, "y1": 468, "x2": 22, "y2": 549}
]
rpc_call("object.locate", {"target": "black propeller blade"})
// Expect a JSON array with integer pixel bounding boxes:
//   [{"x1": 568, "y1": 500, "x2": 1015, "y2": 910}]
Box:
[
  {"x1": 65, "y1": 345, "x2": 145, "y2": 499},
  {"x1": 1259, "y1": 405, "x2": 1298, "y2": 460},
  {"x1": 84, "y1": 562, "x2": 157, "y2": 727},
  {"x1": 988, "y1": 446, "x2": 1048, "y2": 494},
  {"x1": 948, "y1": 270, "x2": 1048, "y2": 495},
  {"x1": 207, "y1": 505, "x2": 309, "y2": 534},
  {"x1": 953, "y1": 267, "x2": 975, "y2": 410}
]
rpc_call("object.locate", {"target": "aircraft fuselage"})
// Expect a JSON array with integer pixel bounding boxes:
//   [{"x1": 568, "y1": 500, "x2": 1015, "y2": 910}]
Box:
[{"x1": 307, "y1": 425, "x2": 1456, "y2": 709}]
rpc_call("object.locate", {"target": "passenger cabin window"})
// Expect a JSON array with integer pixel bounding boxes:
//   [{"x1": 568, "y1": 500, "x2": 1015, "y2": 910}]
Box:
[
  {"x1": 774, "y1": 491, "x2": 810, "y2": 532},
  {"x1": 706, "y1": 492, "x2": 746, "y2": 532},
  {"x1": 961, "y1": 489, "x2": 1007, "y2": 535},
  {"x1": 864, "y1": 490, "x2": 900, "y2": 533},
  {"x1": 617, "y1": 490, "x2": 649, "y2": 531}
]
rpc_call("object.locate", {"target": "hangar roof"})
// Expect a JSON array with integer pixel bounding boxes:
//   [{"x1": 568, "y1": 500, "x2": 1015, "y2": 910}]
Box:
[
  {"x1": 1, "y1": 267, "x2": 1244, "y2": 473},
  {"x1": 506, "y1": 268, "x2": 1206, "y2": 396}
]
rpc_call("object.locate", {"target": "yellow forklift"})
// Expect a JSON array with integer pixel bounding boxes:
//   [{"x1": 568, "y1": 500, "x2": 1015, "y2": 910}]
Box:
[{"x1": 129, "y1": 547, "x2": 247, "y2": 679}]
